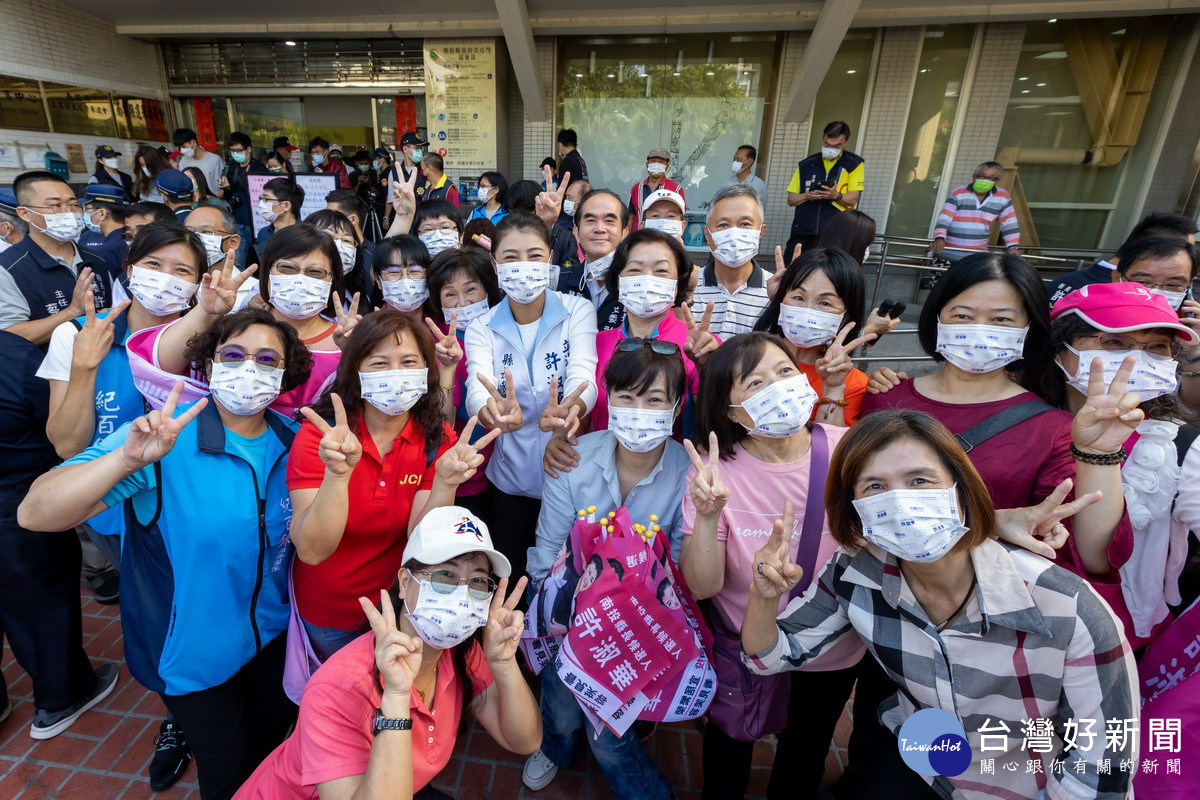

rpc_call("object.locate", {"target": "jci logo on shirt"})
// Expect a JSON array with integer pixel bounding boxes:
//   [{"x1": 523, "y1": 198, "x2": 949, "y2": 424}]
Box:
[{"x1": 897, "y1": 708, "x2": 972, "y2": 777}]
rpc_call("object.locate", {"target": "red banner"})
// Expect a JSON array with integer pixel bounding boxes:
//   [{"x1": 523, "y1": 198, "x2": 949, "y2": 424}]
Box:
[
  {"x1": 395, "y1": 96, "x2": 416, "y2": 140},
  {"x1": 192, "y1": 97, "x2": 217, "y2": 153}
]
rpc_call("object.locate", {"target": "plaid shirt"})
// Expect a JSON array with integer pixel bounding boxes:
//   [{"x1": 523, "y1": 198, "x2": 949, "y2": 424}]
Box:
[{"x1": 744, "y1": 540, "x2": 1138, "y2": 800}]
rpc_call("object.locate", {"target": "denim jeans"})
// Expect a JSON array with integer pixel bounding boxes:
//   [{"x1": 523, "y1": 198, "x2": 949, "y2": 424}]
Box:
[
  {"x1": 539, "y1": 665, "x2": 676, "y2": 800},
  {"x1": 235, "y1": 223, "x2": 253, "y2": 269},
  {"x1": 300, "y1": 617, "x2": 369, "y2": 662}
]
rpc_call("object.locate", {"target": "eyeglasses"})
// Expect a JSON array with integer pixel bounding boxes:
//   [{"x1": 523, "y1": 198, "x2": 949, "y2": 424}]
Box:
[
  {"x1": 1078, "y1": 333, "x2": 1181, "y2": 359},
  {"x1": 381, "y1": 265, "x2": 425, "y2": 281},
  {"x1": 616, "y1": 337, "x2": 680, "y2": 355},
  {"x1": 24, "y1": 202, "x2": 83, "y2": 214},
  {"x1": 273, "y1": 262, "x2": 333, "y2": 281},
  {"x1": 214, "y1": 345, "x2": 285, "y2": 371},
  {"x1": 411, "y1": 569, "x2": 497, "y2": 600},
  {"x1": 1132, "y1": 278, "x2": 1192, "y2": 293},
  {"x1": 190, "y1": 228, "x2": 233, "y2": 238}
]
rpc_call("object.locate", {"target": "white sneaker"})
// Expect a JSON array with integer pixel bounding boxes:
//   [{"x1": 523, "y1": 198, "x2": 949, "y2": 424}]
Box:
[{"x1": 522, "y1": 749, "x2": 559, "y2": 791}]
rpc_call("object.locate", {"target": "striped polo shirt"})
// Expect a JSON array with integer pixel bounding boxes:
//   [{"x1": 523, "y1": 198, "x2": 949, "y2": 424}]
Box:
[
  {"x1": 933, "y1": 184, "x2": 1020, "y2": 250},
  {"x1": 690, "y1": 259, "x2": 772, "y2": 338}
]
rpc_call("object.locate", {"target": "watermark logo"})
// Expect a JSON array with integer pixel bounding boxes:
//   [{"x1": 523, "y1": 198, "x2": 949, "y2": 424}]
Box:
[{"x1": 898, "y1": 708, "x2": 972, "y2": 777}]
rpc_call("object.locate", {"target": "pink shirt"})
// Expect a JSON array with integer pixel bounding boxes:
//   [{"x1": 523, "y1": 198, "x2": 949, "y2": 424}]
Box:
[
  {"x1": 235, "y1": 634, "x2": 494, "y2": 799},
  {"x1": 593, "y1": 312, "x2": 703, "y2": 432},
  {"x1": 680, "y1": 425, "x2": 863, "y2": 671}
]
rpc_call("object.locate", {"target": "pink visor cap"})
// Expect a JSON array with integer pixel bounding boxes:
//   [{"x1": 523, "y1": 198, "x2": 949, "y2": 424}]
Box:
[{"x1": 1051, "y1": 282, "x2": 1199, "y2": 344}]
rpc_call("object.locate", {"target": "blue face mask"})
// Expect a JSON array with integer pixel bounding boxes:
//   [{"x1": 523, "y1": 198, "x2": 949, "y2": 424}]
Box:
[
  {"x1": 84, "y1": 210, "x2": 102, "y2": 235},
  {"x1": 312, "y1": 153, "x2": 326, "y2": 165}
]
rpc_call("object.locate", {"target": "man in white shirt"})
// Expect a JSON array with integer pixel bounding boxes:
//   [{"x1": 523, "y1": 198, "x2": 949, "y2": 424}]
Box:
[
  {"x1": 173, "y1": 128, "x2": 224, "y2": 200},
  {"x1": 691, "y1": 183, "x2": 771, "y2": 338},
  {"x1": 720, "y1": 144, "x2": 767, "y2": 208}
]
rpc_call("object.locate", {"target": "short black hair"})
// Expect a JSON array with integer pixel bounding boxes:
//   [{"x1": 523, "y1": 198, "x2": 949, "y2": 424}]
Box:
[
  {"x1": 258, "y1": 223, "x2": 346, "y2": 318},
  {"x1": 325, "y1": 189, "x2": 366, "y2": 224},
  {"x1": 413, "y1": 200, "x2": 463, "y2": 236},
  {"x1": 736, "y1": 144, "x2": 757, "y2": 161},
  {"x1": 506, "y1": 180, "x2": 540, "y2": 214},
  {"x1": 372, "y1": 235, "x2": 431, "y2": 277},
  {"x1": 479, "y1": 171, "x2": 509, "y2": 207},
  {"x1": 1115, "y1": 235, "x2": 1198, "y2": 279},
  {"x1": 557, "y1": 129, "x2": 578, "y2": 147},
  {"x1": 575, "y1": 188, "x2": 631, "y2": 230},
  {"x1": 421, "y1": 153, "x2": 445, "y2": 173},
  {"x1": 540, "y1": 157, "x2": 557, "y2": 171},
  {"x1": 308, "y1": 136, "x2": 330, "y2": 151},
  {"x1": 12, "y1": 170, "x2": 70, "y2": 205},
  {"x1": 263, "y1": 177, "x2": 304, "y2": 219},
  {"x1": 185, "y1": 307, "x2": 313, "y2": 394},
  {"x1": 603, "y1": 340, "x2": 687, "y2": 406},
  {"x1": 426, "y1": 247, "x2": 502, "y2": 320},
  {"x1": 226, "y1": 131, "x2": 252, "y2": 150},
  {"x1": 604, "y1": 228, "x2": 692, "y2": 309},
  {"x1": 823, "y1": 121, "x2": 852, "y2": 139},
  {"x1": 493, "y1": 210, "x2": 550, "y2": 252},
  {"x1": 462, "y1": 218, "x2": 496, "y2": 249},
  {"x1": 694, "y1": 332, "x2": 797, "y2": 460},
  {"x1": 125, "y1": 202, "x2": 176, "y2": 225},
  {"x1": 754, "y1": 247, "x2": 865, "y2": 340},
  {"x1": 1128, "y1": 212, "x2": 1198, "y2": 244},
  {"x1": 123, "y1": 221, "x2": 207, "y2": 280},
  {"x1": 305, "y1": 208, "x2": 360, "y2": 243},
  {"x1": 172, "y1": 128, "x2": 198, "y2": 148},
  {"x1": 265, "y1": 150, "x2": 286, "y2": 165}
]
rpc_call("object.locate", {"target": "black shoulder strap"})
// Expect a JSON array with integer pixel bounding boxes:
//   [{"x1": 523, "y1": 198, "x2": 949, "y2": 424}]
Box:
[
  {"x1": 954, "y1": 400, "x2": 1056, "y2": 454},
  {"x1": 1175, "y1": 426, "x2": 1200, "y2": 468}
]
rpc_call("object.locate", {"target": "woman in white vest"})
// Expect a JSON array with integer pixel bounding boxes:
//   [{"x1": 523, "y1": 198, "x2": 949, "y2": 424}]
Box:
[{"x1": 464, "y1": 211, "x2": 598, "y2": 579}]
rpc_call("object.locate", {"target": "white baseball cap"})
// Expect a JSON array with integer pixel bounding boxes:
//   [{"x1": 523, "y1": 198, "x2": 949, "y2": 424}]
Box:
[
  {"x1": 402, "y1": 506, "x2": 512, "y2": 577},
  {"x1": 642, "y1": 188, "x2": 686, "y2": 216}
]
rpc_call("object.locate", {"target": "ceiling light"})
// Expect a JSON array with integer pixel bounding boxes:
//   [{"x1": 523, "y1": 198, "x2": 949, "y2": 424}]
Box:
[
  {"x1": 284, "y1": 40, "x2": 296, "y2": 46},
  {"x1": 673, "y1": 71, "x2": 680, "y2": 76},
  {"x1": 846, "y1": 69, "x2": 856, "y2": 74},
  {"x1": 706, "y1": 71, "x2": 715, "y2": 76},
  {"x1": 1036, "y1": 82, "x2": 1046, "y2": 87},
  {"x1": 607, "y1": 73, "x2": 615, "y2": 78},
  {"x1": 575, "y1": 73, "x2": 583, "y2": 78},
  {"x1": 920, "y1": 68, "x2": 928, "y2": 73},
  {"x1": 1018, "y1": 76, "x2": 1028, "y2": 81},
  {"x1": 1048, "y1": 18, "x2": 1057, "y2": 23},
  {"x1": 1020, "y1": 89, "x2": 1030, "y2": 94}
]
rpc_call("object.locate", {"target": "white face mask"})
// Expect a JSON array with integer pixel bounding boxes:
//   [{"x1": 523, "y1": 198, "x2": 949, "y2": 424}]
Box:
[
  {"x1": 141, "y1": 166, "x2": 153, "y2": 178},
  {"x1": 498, "y1": 261, "x2": 551, "y2": 305},
  {"x1": 404, "y1": 575, "x2": 491, "y2": 650},
  {"x1": 609, "y1": 405, "x2": 675, "y2": 453},
  {"x1": 585, "y1": 249, "x2": 616, "y2": 282},
  {"x1": 268, "y1": 274, "x2": 330, "y2": 319},
  {"x1": 382, "y1": 278, "x2": 429, "y2": 312},
  {"x1": 32, "y1": 210, "x2": 86, "y2": 243},
  {"x1": 101, "y1": 157, "x2": 120, "y2": 169},
  {"x1": 257, "y1": 200, "x2": 279, "y2": 223},
  {"x1": 619, "y1": 274, "x2": 676, "y2": 318},
  {"x1": 359, "y1": 368, "x2": 427, "y2": 416},
  {"x1": 128, "y1": 265, "x2": 198, "y2": 316},
  {"x1": 731, "y1": 161, "x2": 745, "y2": 174},
  {"x1": 419, "y1": 229, "x2": 458, "y2": 258},
  {"x1": 562, "y1": 199, "x2": 576, "y2": 217},
  {"x1": 730, "y1": 374, "x2": 818, "y2": 439},
  {"x1": 643, "y1": 218, "x2": 684, "y2": 238},
  {"x1": 475, "y1": 186, "x2": 492, "y2": 204},
  {"x1": 1148, "y1": 287, "x2": 1188, "y2": 310},
  {"x1": 444, "y1": 297, "x2": 490, "y2": 331},
  {"x1": 935, "y1": 322, "x2": 1028, "y2": 374},
  {"x1": 646, "y1": 162, "x2": 667, "y2": 176},
  {"x1": 1059, "y1": 346, "x2": 1179, "y2": 403},
  {"x1": 180, "y1": 147, "x2": 196, "y2": 158},
  {"x1": 779, "y1": 304, "x2": 844, "y2": 349},
  {"x1": 208, "y1": 360, "x2": 283, "y2": 416},
  {"x1": 196, "y1": 232, "x2": 231, "y2": 267},
  {"x1": 821, "y1": 146, "x2": 842, "y2": 161},
  {"x1": 333, "y1": 240, "x2": 357, "y2": 273},
  {"x1": 853, "y1": 487, "x2": 968, "y2": 564},
  {"x1": 710, "y1": 227, "x2": 761, "y2": 267}
]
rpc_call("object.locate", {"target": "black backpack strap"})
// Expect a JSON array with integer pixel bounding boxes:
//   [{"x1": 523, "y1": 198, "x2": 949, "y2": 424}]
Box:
[
  {"x1": 954, "y1": 400, "x2": 1056, "y2": 454},
  {"x1": 1175, "y1": 426, "x2": 1200, "y2": 468}
]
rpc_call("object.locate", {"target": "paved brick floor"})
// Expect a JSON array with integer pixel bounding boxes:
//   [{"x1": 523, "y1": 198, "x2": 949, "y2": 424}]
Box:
[{"x1": 0, "y1": 585, "x2": 849, "y2": 799}]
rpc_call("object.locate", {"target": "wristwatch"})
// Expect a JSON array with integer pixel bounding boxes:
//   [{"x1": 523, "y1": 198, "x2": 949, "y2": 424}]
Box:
[{"x1": 372, "y1": 708, "x2": 413, "y2": 734}]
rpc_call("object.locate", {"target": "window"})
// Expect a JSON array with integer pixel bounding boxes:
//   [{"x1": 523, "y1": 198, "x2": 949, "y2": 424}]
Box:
[
  {"x1": 807, "y1": 30, "x2": 877, "y2": 158},
  {"x1": 233, "y1": 99, "x2": 306, "y2": 155},
  {"x1": 114, "y1": 97, "x2": 168, "y2": 141},
  {"x1": 0, "y1": 77, "x2": 49, "y2": 131}
]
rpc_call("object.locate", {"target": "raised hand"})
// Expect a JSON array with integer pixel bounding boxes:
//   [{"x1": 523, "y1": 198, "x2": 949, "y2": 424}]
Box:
[
  {"x1": 862, "y1": 305, "x2": 903, "y2": 339},
  {"x1": 1071, "y1": 356, "x2": 1144, "y2": 455},
  {"x1": 434, "y1": 416, "x2": 501, "y2": 486},
  {"x1": 482, "y1": 576, "x2": 528, "y2": 665},
  {"x1": 749, "y1": 502, "x2": 802, "y2": 600},
  {"x1": 683, "y1": 431, "x2": 729, "y2": 519},
  {"x1": 199, "y1": 252, "x2": 258, "y2": 316},
  {"x1": 865, "y1": 366, "x2": 908, "y2": 395},
  {"x1": 392, "y1": 166, "x2": 418, "y2": 218},
  {"x1": 534, "y1": 168, "x2": 569, "y2": 231},
  {"x1": 477, "y1": 369, "x2": 522, "y2": 433},
  {"x1": 542, "y1": 405, "x2": 581, "y2": 479},
  {"x1": 424, "y1": 315, "x2": 463, "y2": 370},
  {"x1": 359, "y1": 589, "x2": 423, "y2": 697},
  {"x1": 681, "y1": 302, "x2": 719, "y2": 363},
  {"x1": 120, "y1": 381, "x2": 208, "y2": 469},
  {"x1": 67, "y1": 267, "x2": 97, "y2": 316},
  {"x1": 993, "y1": 478, "x2": 1102, "y2": 560},
  {"x1": 538, "y1": 376, "x2": 589, "y2": 432},
  {"x1": 72, "y1": 293, "x2": 129, "y2": 371},
  {"x1": 766, "y1": 243, "x2": 802, "y2": 298},
  {"x1": 299, "y1": 393, "x2": 362, "y2": 478},
  {"x1": 815, "y1": 322, "x2": 875, "y2": 388},
  {"x1": 332, "y1": 293, "x2": 362, "y2": 350}
]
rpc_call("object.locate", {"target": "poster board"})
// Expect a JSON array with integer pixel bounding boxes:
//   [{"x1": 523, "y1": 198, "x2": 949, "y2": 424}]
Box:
[
  {"x1": 247, "y1": 172, "x2": 339, "y2": 236},
  {"x1": 423, "y1": 38, "x2": 497, "y2": 174},
  {"x1": 65, "y1": 143, "x2": 86, "y2": 174}
]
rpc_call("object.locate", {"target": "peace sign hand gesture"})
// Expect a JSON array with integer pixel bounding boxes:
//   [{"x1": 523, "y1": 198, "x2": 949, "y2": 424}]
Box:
[
  {"x1": 765, "y1": 243, "x2": 802, "y2": 298},
  {"x1": 359, "y1": 589, "x2": 423, "y2": 698},
  {"x1": 424, "y1": 315, "x2": 463, "y2": 370},
  {"x1": 681, "y1": 302, "x2": 719, "y2": 364},
  {"x1": 535, "y1": 168, "x2": 569, "y2": 231},
  {"x1": 477, "y1": 369, "x2": 523, "y2": 433},
  {"x1": 993, "y1": 478, "x2": 1102, "y2": 560},
  {"x1": 538, "y1": 376, "x2": 590, "y2": 432},
  {"x1": 300, "y1": 393, "x2": 363, "y2": 478},
  {"x1": 72, "y1": 292, "x2": 130, "y2": 371},
  {"x1": 434, "y1": 416, "x2": 501, "y2": 486},
  {"x1": 815, "y1": 322, "x2": 876, "y2": 388},
  {"x1": 332, "y1": 293, "x2": 362, "y2": 351},
  {"x1": 199, "y1": 252, "x2": 258, "y2": 316},
  {"x1": 749, "y1": 502, "x2": 802, "y2": 600},
  {"x1": 1070, "y1": 356, "x2": 1145, "y2": 455},
  {"x1": 392, "y1": 165, "x2": 418, "y2": 218},
  {"x1": 120, "y1": 381, "x2": 208, "y2": 470},
  {"x1": 683, "y1": 431, "x2": 730, "y2": 519},
  {"x1": 482, "y1": 576, "x2": 529, "y2": 666}
]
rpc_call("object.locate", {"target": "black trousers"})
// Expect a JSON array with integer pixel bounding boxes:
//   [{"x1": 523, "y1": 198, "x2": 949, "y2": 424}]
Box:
[
  {"x1": 700, "y1": 660, "x2": 860, "y2": 800},
  {"x1": 783, "y1": 234, "x2": 821, "y2": 266},
  {"x1": 161, "y1": 633, "x2": 296, "y2": 800},
  {"x1": 486, "y1": 491, "x2": 541, "y2": 583},
  {"x1": 0, "y1": 487, "x2": 99, "y2": 714}
]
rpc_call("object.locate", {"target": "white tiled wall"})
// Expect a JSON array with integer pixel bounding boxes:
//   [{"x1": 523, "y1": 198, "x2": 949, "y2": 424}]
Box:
[
  {"x1": 520, "y1": 37, "x2": 557, "y2": 182},
  {"x1": 761, "y1": 31, "x2": 811, "y2": 250},
  {"x1": 0, "y1": 0, "x2": 171, "y2": 186},
  {"x1": 947, "y1": 22, "x2": 1025, "y2": 189}
]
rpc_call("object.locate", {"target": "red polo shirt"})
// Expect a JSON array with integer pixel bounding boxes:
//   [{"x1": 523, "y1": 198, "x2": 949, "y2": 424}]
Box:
[{"x1": 288, "y1": 414, "x2": 457, "y2": 629}]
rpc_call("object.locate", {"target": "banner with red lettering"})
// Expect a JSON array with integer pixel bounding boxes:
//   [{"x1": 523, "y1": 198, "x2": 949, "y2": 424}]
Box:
[
  {"x1": 395, "y1": 96, "x2": 417, "y2": 140},
  {"x1": 192, "y1": 98, "x2": 218, "y2": 154}
]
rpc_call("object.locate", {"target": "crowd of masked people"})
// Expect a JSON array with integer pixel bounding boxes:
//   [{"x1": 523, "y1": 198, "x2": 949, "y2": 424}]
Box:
[{"x1": 0, "y1": 118, "x2": 1197, "y2": 800}]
